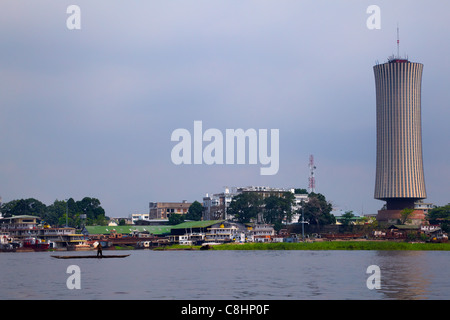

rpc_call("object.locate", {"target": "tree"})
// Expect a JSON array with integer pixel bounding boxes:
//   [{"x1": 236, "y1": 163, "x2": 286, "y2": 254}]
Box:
[
  {"x1": 1, "y1": 196, "x2": 108, "y2": 227},
  {"x1": 44, "y1": 197, "x2": 106, "y2": 227},
  {"x1": 427, "y1": 204, "x2": 450, "y2": 233},
  {"x1": 300, "y1": 192, "x2": 334, "y2": 232},
  {"x1": 46, "y1": 200, "x2": 69, "y2": 227},
  {"x1": 263, "y1": 192, "x2": 296, "y2": 230},
  {"x1": 168, "y1": 214, "x2": 184, "y2": 225},
  {"x1": 340, "y1": 210, "x2": 355, "y2": 232},
  {"x1": 76, "y1": 197, "x2": 106, "y2": 226},
  {"x1": 227, "y1": 192, "x2": 263, "y2": 223},
  {"x1": 0, "y1": 198, "x2": 46, "y2": 218},
  {"x1": 400, "y1": 208, "x2": 414, "y2": 225},
  {"x1": 294, "y1": 188, "x2": 308, "y2": 195},
  {"x1": 341, "y1": 211, "x2": 355, "y2": 226},
  {"x1": 186, "y1": 201, "x2": 203, "y2": 221}
]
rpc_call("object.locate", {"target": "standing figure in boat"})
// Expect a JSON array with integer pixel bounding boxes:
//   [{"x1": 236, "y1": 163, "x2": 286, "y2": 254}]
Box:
[{"x1": 96, "y1": 243, "x2": 103, "y2": 257}]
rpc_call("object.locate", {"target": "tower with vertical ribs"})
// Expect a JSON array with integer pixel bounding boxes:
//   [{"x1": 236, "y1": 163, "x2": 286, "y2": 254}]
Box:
[{"x1": 373, "y1": 55, "x2": 427, "y2": 223}]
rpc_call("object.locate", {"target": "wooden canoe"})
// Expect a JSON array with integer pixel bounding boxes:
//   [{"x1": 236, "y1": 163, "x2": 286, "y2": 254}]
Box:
[{"x1": 51, "y1": 254, "x2": 130, "y2": 259}]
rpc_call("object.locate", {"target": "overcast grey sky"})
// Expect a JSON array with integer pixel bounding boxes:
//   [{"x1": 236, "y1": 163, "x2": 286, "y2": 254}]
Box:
[{"x1": 1, "y1": 1, "x2": 449, "y2": 217}]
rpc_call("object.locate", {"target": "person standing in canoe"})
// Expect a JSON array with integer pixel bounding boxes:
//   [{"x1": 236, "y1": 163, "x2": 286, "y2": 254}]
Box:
[{"x1": 96, "y1": 242, "x2": 103, "y2": 257}]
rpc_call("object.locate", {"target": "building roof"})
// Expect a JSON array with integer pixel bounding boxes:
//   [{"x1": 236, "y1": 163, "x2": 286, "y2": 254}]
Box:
[
  {"x1": 84, "y1": 225, "x2": 173, "y2": 235},
  {"x1": 84, "y1": 220, "x2": 225, "y2": 235},
  {"x1": 0, "y1": 215, "x2": 41, "y2": 220},
  {"x1": 170, "y1": 220, "x2": 225, "y2": 230},
  {"x1": 331, "y1": 210, "x2": 361, "y2": 217},
  {"x1": 388, "y1": 224, "x2": 420, "y2": 230}
]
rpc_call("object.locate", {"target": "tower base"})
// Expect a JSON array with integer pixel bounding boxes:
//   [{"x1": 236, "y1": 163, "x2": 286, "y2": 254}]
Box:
[{"x1": 376, "y1": 209, "x2": 425, "y2": 225}]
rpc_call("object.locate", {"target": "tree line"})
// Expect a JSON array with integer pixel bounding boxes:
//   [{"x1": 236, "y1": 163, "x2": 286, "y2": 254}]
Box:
[
  {"x1": 427, "y1": 204, "x2": 450, "y2": 233},
  {"x1": 168, "y1": 191, "x2": 336, "y2": 232},
  {"x1": 0, "y1": 197, "x2": 107, "y2": 228},
  {"x1": 227, "y1": 191, "x2": 335, "y2": 231},
  {"x1": 173, "y1": 197, "x2": 450, "y2": 233}
]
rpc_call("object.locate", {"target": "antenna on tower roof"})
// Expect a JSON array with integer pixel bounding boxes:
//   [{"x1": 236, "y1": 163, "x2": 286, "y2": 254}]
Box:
[{"x1": 397, "y1": 23, "x2": 400, "y2": 58}]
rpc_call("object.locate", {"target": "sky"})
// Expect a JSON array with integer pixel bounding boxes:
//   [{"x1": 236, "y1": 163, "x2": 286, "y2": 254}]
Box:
[{"x1": 1, "y1": 1, "x2": 449, "y2": 218}]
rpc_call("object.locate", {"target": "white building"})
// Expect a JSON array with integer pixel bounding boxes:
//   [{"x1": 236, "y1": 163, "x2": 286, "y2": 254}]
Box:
[
  {"x1": 414, "y1": 200, "x2": 434, "y2": 214},
  {"x1": 203, "y1": 187, "x2": 237, "y2": 220},
  {"x1": 205, "y1": 223, "x2": 241, "y2": 243},
  {"x1": 130, "y1": 213, "x2": 150, "y2": 224},
  {"x1": 291, "y1": 193, "x2": 309, "y2": 223},
  {"x1": 252, "y1": 224, "x2": 275, "y2": 242},
  {"x1": 203, "y1": 186, "x2": 309, "y2": 224}
]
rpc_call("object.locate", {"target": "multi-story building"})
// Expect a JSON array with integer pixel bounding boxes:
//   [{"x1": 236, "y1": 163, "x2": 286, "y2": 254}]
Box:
[
  {"x1": 414, "y1": 200, "x2": 434, "y2": 215},
  {"x1": 149, "y1": 201, "x2": 192, "y2": 219},
  {"x1": 373, "y1": 51, "x2": 427, "y2": 224},
  {"x1": 205, "y1": 223, "x2": 241, "y2": 243},
  {"x1": 0, "y1": 215, "x2": 42, "y2": 239},
  {"x1": 237, "y1": 186, "x2": 293, "y2": 199},
  {"x1": 251, "y1": 223, "x2": 275, "y2": 242},
  {"x1": 203, "y1": 187, "x2": 237, "y2": 220},
  {"x1": 203, "y1": 186, "x2": 309, "y2": 223},
  {"x1": 130, "y1": 213, "x2": 150, "y2": 224},
  {"x1": 0, "y1": 215, "x2": 87, "y2": 249}
]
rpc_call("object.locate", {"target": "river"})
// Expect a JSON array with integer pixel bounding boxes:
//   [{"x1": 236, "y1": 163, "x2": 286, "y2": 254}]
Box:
[{"x1": 0, "y1": 249, "x2": 448, "y2": 300}]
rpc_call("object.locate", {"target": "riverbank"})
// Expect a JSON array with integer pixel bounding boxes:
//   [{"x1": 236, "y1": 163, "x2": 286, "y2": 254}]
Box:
[
  {"x1": 216, "y1": 241, "x2": 450, "y2": 250},
  {"x1": 158, "y1": 241, "x2": 450, "y2": 251}
]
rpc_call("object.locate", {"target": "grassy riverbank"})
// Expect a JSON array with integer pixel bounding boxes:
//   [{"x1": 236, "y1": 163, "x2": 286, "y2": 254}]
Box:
[
  {"x1": 210, "y1": 241, "x2": 450, "y2": 251},
  {"x1": 158, "y1": 241, "x2": 450, "y2": 251}
]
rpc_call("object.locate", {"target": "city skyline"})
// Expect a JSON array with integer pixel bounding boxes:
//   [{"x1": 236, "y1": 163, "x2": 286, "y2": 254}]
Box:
[{"x1": 1, "y1": 2, "x2": 449, "y2": 218}]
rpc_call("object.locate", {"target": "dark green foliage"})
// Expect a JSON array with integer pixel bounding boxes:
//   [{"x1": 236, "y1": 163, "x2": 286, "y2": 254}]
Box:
[
  {"x1": 0, "y1": 196, "x2": 107, "y2": 228},
  {"x1": 427, "y1": 204, "x2": 450, "y2": 233},
  {"x1": 301, "y1": 192, "x2": 335, "y2": 232},
  {"x1": 185, "y1": 201, "x2": 203, "y2": 221},
  {"x1": 168, "y1": 213, "x2": 185, "y2": 225}
]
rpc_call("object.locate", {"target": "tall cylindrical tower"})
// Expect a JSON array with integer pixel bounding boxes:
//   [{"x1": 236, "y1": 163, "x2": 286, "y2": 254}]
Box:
[{"x1": 373, "y1": 58, "x2": 426, "y2": 221}]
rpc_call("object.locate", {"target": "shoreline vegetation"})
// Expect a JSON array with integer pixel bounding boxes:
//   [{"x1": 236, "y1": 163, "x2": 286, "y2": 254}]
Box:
[{"x1": 154, "y1": 241, "x2": 450, "y2": 251}]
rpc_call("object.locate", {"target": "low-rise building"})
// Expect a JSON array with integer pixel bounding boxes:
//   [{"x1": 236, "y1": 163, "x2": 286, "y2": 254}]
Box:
[
  {"x1": 149, "y1": 201, "x2": 192, "y2": 219},
  {"x1": 83, "y1": 225, "x2": 173, "y2": 237},
  {"x1": 0, "y1": 215, "x2": 41, "y2": 240},
  {"x1": 252, "y1": 223, "x2": 275, "y2": 242},
  {"x1": 0, "y1": 215, "x2": 88, "y2": 249},
  {"x1": 41, "y1": 228, "x2": 89, "y2": 250},
  {"x1": 414, "y1": 200, "x2": 434, "y2": 215},
  {"x1": 205, "y1": 223, "x2": 242, "y2": 243},
  {"x1": 130, "y1": 213, "x2": 150, "y2": 224},
  {"x1": 421, "y1": 224, "x2": 440, "y2": 232}
]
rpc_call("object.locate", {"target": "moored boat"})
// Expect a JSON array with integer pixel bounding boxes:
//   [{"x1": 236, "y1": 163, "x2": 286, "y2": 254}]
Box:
[
  {"x1": 51, "y1": 254, "x2": 130, "y2": 259},
  {"x1": 22, "y1": 237, "x2": 50, "y2": 251},
  {"x1": 1, "y1": 233, "x2": 19, "y2": 252}
]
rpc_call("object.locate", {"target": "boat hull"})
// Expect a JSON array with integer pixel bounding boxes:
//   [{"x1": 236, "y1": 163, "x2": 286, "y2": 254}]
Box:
[{"x1": 51, "y1": 254, "x2": 130, "y2": 259}]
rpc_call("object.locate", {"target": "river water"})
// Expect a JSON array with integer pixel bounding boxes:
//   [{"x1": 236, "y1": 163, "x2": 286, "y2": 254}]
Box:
[{"x1": 0, "y1": 250, "x2": 448, "y2": 300}]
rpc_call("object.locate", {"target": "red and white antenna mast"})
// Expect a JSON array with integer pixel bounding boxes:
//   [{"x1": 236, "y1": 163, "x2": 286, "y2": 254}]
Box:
[{"x1": 308, "y1": 155, "x2": 316, "y2": 193}]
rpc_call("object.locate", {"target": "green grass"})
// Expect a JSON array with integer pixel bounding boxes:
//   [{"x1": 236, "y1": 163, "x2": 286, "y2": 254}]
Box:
[
  {"x1": 153, "y1": 244, "x2": 200, "y2": 250},
  {"x1": 210, "y1": 241, "x2": 450, "y2": 251},
  {"x1": 113, "y1": 245, "x2": 135, "y2": 250}
]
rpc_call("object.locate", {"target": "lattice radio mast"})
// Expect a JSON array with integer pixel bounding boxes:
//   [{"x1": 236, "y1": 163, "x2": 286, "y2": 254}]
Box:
[{"x1": 308, "y1": 155, "x2": 316, "y2": 193}]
